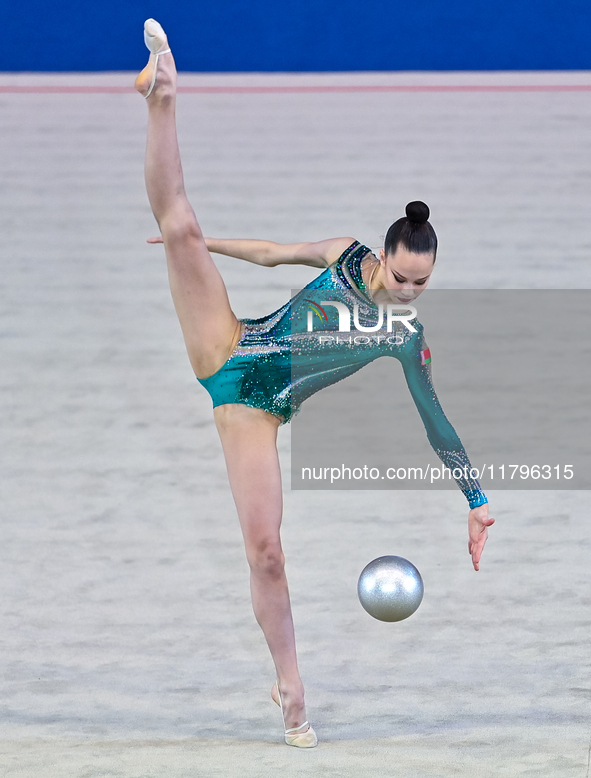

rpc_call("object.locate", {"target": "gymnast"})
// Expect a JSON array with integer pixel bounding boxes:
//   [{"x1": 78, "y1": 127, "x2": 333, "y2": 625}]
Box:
[{"x1": 135, "y1": 19, "x2": 494, "y2": 748}]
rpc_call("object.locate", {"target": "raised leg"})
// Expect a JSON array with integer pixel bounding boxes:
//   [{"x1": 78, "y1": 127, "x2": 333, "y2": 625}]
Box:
[
  {"x1": 136, "y1": 24, "x2": 241, "y2": 378},
  {"x1": 214, "y1": 404, "x2": 311, "y2": 736}
]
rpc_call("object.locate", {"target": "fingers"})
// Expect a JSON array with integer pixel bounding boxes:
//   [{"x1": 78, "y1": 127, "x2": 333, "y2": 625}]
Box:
[
  {"x1": 147, "y1": 236, "x2": 164, "y2": 243},
  {"x1": 471, "y1": 543, "x2": 482, "y2": 570},
  {"x1": 469, "y1": 527, "x2": 489, "y2": 571},
  {"x1": 467, "y1": 509, "x2": 495, "y2": 570}
]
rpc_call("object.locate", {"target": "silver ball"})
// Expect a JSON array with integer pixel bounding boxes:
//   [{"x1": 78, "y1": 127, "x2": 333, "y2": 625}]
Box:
[{"x1": 357, "y1": 555, "x2": 424, "y2": 622}]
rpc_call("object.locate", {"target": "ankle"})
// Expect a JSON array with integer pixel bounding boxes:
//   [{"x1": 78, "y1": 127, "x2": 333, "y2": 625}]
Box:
[
  {"x1": 135, "y1": 50, "x2": 176, "y2": 100},
  {"x1": 147, "y1": 86, "x2": 175, "y2": 107},
  {"x1": 276, "y1": 679, "x2": 305, "y2": 704}
]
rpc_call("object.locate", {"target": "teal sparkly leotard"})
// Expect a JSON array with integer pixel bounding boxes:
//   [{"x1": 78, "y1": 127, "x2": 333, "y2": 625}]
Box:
[{"x1": 198, "y1": 241, "x2": 487, "y2": 508}]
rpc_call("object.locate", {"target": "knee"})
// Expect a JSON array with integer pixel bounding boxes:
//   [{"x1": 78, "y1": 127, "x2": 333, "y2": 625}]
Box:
[
  {"x1": 160, "y1": 214, "x2": 203, "y2": 246},
  {"x1": 247, "y1": 539, "x2": 285, "y2": 580}
]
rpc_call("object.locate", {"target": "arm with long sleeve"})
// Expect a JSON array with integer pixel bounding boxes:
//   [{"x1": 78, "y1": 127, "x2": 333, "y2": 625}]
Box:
[{"x1": 400, "y1": 336, "x2": 488, "y2": 509}]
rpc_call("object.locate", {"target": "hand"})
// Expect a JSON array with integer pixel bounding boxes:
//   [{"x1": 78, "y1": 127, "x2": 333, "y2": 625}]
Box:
[
  {"x1": 468, "y1": 504, "x2": 495, "y2": 571},
  {"x1": 147, "y1": 236, "x2": 163, "y2": 244}
]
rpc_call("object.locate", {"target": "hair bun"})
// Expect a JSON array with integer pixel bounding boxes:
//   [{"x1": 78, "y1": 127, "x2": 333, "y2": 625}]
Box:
[{"x1": 405, "y1": 201, "x2": 430, "y2": 224}]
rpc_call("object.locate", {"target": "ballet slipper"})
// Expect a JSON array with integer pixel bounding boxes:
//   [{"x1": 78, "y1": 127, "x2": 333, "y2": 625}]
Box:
[
  {"x1": 271, "y1": 682, "x2": 318, "y2": 748},
  {"x1": 134, "y1": 19, "x2": 172, "y2": 98}
]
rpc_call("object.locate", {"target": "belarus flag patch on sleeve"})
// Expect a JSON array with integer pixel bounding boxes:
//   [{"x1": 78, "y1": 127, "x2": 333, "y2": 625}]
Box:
[{"x1": 420, "y1": 348, "x2": 431, "y2": 366}]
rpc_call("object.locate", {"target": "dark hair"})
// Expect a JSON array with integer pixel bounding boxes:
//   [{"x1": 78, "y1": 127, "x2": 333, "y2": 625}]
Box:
[{"x1": 384, "y1": 201, "x2": 438, "y2": 258}]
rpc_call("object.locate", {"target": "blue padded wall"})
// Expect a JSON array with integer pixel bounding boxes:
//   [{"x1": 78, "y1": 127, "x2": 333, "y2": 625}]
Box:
[{"x1": 2, "y1": 0, "x2": 590, "y2": 71}]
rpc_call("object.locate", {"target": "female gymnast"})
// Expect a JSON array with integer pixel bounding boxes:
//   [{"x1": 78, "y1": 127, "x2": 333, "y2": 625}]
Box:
[{"x1": 135, "y1": 19, "x2": 494, "y2": 748}]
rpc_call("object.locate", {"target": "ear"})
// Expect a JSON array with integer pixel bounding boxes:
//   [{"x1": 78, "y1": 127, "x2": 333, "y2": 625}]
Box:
[{"x1": 379, "y1": 248, "x2": 386, "y2": 264}]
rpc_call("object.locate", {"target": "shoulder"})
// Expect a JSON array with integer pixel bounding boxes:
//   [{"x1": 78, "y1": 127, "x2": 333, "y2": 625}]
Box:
[
  {"x1": 323, "y1": 237, "x2": 361, "y2": 267},
  {"x1": 412, "y1": 325, "x2": 432, "y2": 367},
  {"x1": 396, "y1": 317, "x2": 426, "y2": 357},
  {"x1": 305, "y1": 237, "x2": 375, "y2": 269}
]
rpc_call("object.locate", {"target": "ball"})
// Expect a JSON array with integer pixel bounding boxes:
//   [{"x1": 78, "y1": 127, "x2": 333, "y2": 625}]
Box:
[{"x1": 357, "y1": 555, "x2": 424, "y2": 622}]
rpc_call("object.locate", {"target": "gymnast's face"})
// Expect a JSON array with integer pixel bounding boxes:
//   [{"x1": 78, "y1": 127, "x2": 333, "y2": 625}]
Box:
[{"x1": 379, "y1": 246, "x2": 435, "y2": 304}]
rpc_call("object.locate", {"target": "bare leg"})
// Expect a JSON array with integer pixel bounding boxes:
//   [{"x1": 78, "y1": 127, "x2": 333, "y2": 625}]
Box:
[
  {"x1": 138, "y1": 23, "x2": 312, "y2": 741},
  {"x1": 214, "y1": 404, "x2": 310, "y2": 734},
  {"x1": 137, "y1": 34, "x2": 241, "y2": 378}
]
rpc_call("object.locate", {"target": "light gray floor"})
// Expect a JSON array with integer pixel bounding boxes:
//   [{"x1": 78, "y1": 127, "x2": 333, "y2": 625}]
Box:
[{"x1": 0, "y1": 71, "x2": 590, "y2": 776}]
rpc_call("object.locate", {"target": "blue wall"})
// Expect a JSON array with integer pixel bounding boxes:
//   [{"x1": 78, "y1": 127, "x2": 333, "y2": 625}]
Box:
[{"x1": 3, "y1": 0, "x2": 591, "y2": 71}]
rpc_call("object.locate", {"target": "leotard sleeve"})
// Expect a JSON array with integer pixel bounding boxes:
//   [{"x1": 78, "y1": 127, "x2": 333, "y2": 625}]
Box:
[{"x1": 399, "y1": 335, "x2": 488, "y2": 509}]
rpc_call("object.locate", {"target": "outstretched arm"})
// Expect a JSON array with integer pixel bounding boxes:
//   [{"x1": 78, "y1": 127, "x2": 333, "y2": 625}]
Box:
[
  {"x1": 148, "y1": 235, "x2": 356, "y2": 268},
  {"x1": 401, "y1": 337, "x2": 494, "y2": 570}
]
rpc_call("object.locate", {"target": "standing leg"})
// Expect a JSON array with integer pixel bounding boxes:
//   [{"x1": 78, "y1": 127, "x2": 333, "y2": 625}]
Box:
[
  {"x1": 136, "y1": 22, "x2": 241, "y2": 379},
  {"x1": 214, "y1": 404, "x2": 313, "y2": 738}
]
